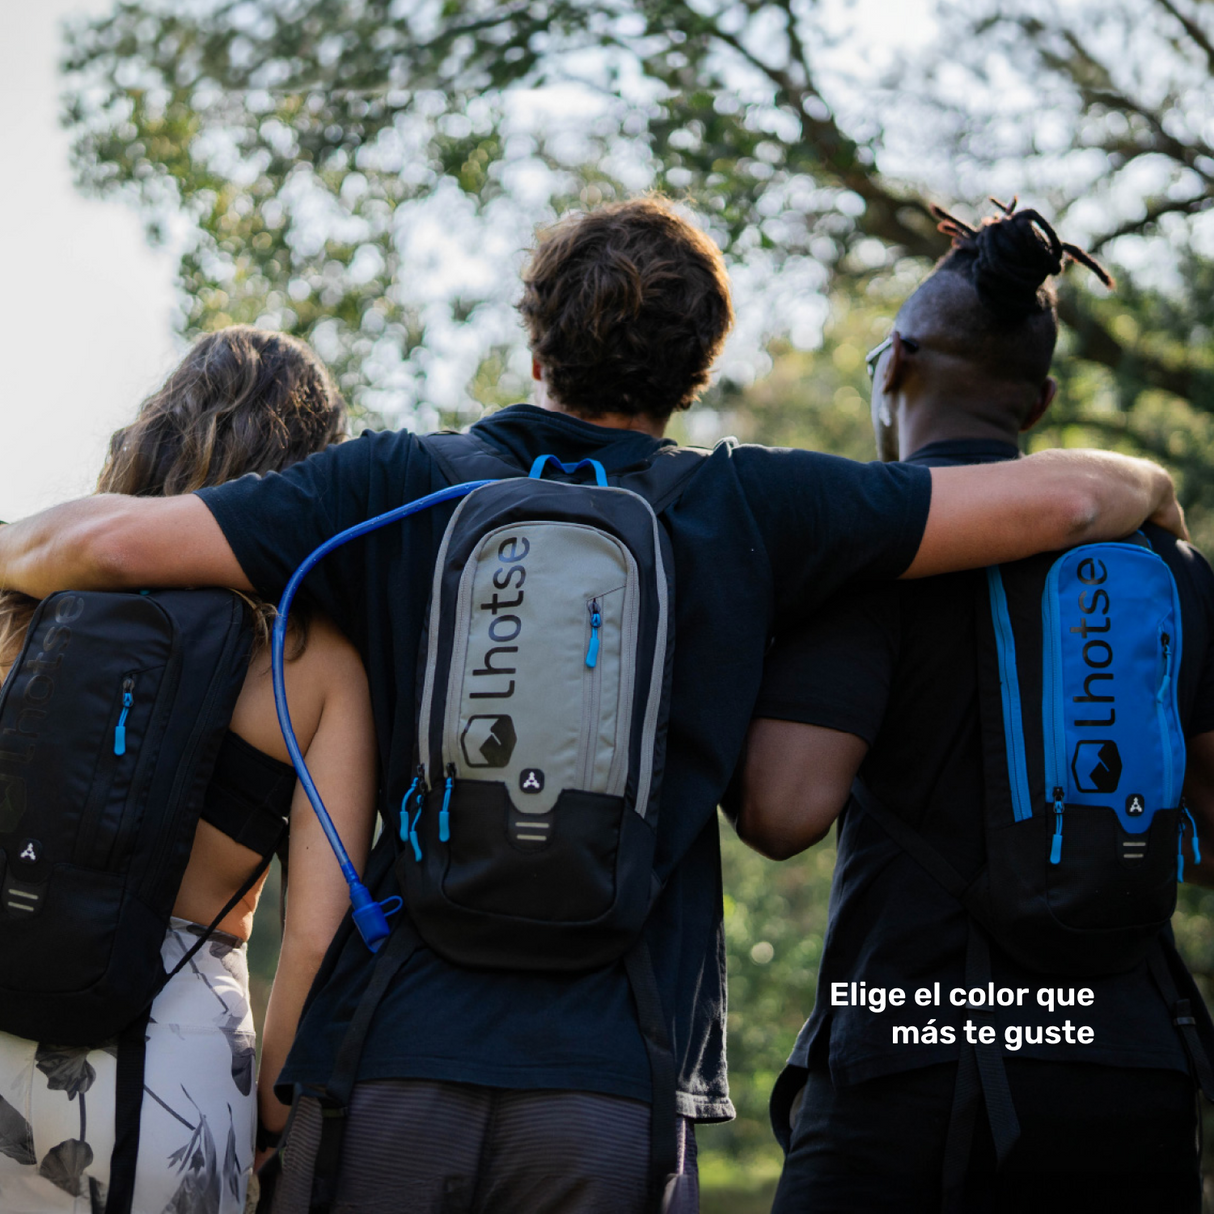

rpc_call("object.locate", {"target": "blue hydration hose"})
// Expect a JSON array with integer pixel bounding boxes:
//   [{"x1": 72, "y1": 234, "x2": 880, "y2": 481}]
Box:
[{"x1": 271, "y1": 479, "x2": 492, "y2": 951}]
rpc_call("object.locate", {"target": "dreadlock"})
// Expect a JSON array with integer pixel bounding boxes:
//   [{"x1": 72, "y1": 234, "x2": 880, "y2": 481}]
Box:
[
  {"x1": 930, "y1": 196, "x2": 1113, "y2": 322},
  {"x1": 900, "y1": 197, "x2": 1113, "y2": 384}
]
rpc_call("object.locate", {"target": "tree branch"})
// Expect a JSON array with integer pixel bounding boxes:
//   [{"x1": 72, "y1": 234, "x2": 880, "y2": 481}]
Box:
[
  {"x1": 1153, "y1": 0, "x2": 1214, "y2": 76},
  {"x1": 1089, "y1": 193, "x2": 1214, "y2": 252}
]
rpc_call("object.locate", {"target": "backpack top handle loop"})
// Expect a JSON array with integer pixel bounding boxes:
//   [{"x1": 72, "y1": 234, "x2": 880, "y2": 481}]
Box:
[
  {"x1": 528, "y1": 454, "x2": 608, "y2": 487},
  {"x1": 271, "y1": 478, "x2": 493, "y2": 953}
]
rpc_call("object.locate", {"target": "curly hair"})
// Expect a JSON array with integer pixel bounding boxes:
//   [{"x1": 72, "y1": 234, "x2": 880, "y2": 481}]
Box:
[
  {"x1": 0, "y1": 326, "x2": 345, "y2": 666},
  {"x1": 518, "y1": 196, "x2": 734, "y2": 422}
]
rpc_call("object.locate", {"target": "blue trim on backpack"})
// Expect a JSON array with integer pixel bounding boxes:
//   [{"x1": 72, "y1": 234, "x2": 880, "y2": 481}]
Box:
[
  {"x1": 528, "y1": 454, "x2": 608, "y2": 487},
  {"x1": 272, "y1": 478, "x2": 494, "y2": 951},
  {"x1": 1039, "y1": 542, "x2": 1186, "y2": 836},
  {"x1": 986, "y1": 567, "x2": 1034, "y2": 822}
]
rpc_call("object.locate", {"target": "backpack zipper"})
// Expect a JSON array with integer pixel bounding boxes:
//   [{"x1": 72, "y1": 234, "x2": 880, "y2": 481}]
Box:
[
  {"x1": 986, "y1": 567, "x2": 1034, "y2": 823},
  {"x1": 113, "y1": 677, "x2": 135, "y2": 756},
  {"x1": 1157, "y1": 628, "x2": 1176, "y2": 808},
  {"x1": 1040, "y1": 559, "x2": 1068, "y2": 806},
  {"x1": 1050, "y1": 786, "x2": 1065, "y2": 865},
  {"x1": 400, "y1": 764, "x2": 427, "y2": 861},
  {"x1": 577, "y1": 600, "x2": 605, "y2": 788},
  {"x1": 1180, "y1": 801, "x2": 1201, "y2": 882},
  {"x1": 585, "y1": 599, "x2": 602, "y2": 668},
  {"x1": 439, "y1": 763, "x2": 455, "y2": 843}
]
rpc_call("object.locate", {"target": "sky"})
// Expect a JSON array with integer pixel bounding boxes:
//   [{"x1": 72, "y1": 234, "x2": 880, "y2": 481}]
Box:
[{"x1": 0, "y1": 0, "x2": 935, "y2": 521}]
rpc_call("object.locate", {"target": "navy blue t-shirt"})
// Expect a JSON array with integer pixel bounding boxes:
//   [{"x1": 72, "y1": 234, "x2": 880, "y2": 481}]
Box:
[
  {"x1": 753, "y1": 440, "x2": 1214, "y2": 1097},
  {"x1": 197, "y1": 404, "x2": 930, "y2": 1119}
]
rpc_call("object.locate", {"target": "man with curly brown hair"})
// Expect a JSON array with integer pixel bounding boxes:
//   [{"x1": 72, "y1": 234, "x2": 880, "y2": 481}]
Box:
[{"x1": 0, "y1": 195, "x2": 1188, "y2": 1214}]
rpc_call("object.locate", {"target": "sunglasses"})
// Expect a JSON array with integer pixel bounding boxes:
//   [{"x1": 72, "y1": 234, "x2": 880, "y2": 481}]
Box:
[{"x1": 865, "y1": 333, "x2": 920, "y2": 380}]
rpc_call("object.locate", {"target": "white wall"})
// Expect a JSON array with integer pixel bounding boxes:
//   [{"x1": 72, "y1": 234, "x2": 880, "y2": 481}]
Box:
[{"x1": 0, "y1": 0, "x2": 178, "y2": 521}]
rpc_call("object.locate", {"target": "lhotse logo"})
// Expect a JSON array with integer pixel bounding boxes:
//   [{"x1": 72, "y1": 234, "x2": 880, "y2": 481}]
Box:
[
  {"x1": 1072, "y1": 740, "x2": 1122, "y2": 794},
  {"x1": 469, "y1": 535, "x2": 530, "y2": 702},
  {"x1": 0, "y1": 597, "x2": 85, "y2": 811},
  {"x1": 461, "y1": 716, "x2": 517, "y2": 768},
  {"x1": 1068, "y1": 557, "x2": 1120, "y2": 793}
]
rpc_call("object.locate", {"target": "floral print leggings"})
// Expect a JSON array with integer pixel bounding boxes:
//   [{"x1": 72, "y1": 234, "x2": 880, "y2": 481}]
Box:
[{"x1": 0, "y1": 918, "x2": 257, "y2": 1213}]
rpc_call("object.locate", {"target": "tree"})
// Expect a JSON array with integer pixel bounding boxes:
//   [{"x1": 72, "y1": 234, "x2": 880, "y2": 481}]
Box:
[{"x1": 62, "y1": 0, "x2": 948, "y2": 423}]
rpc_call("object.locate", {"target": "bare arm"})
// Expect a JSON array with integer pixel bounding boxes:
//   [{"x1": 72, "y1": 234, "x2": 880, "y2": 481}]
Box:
[
  {"x1": 254, "y1": 620, "x2": 377, "y2": 1145},
  {"x1": 1182, "y1": 731, "x2": 1214, "y2": 887},
  {"x1": 0, "y1": 494, "x2": 250, "y2": 595},
  {"x1": 904, "y1": 449, "x2": 1184, "y2": 579},
  {"x1": 735, "y1": 718, "x2": 869, "y2": 860}
]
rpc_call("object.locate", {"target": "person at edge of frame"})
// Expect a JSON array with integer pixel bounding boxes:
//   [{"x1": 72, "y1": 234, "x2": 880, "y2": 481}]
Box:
[
  {"x1": 729, "y1": 198, "x2": 1214, "y2": 1214},
  {"x1": 0, "y1": 193, "x2": 1192, "y2": 1214}
]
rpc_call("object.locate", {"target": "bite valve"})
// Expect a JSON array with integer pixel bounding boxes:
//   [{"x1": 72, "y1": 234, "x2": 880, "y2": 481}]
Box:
[{"x1": 349, "y1": 879, "x2": 401, "y2": 953}]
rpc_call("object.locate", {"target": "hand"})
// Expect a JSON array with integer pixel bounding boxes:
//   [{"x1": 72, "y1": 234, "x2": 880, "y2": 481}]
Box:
[{"x1": 1149, "y1": 485, "x2": 1188, "y2": 541}]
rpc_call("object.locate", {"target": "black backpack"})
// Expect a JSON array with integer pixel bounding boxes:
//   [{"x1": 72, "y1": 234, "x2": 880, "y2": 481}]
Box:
[{"x1": 0, "y1": 588, "x2": 278, "y2": 1214}]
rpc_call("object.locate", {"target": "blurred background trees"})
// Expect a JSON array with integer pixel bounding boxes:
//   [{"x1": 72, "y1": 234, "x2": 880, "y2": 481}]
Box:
[{"x1": 58, "y1": 0, "x2": 1214, "y2": 1206}]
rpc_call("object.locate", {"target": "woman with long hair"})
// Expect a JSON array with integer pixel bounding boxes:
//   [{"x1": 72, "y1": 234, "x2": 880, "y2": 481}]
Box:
[{"x1": 0, "y1": 325, "x2": 376, "y2": 1213}]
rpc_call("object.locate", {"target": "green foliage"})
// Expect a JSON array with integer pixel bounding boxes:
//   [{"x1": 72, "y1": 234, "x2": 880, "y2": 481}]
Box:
[{"x1": 695, "y1": 819, "x2": 834, "y2": 1184}]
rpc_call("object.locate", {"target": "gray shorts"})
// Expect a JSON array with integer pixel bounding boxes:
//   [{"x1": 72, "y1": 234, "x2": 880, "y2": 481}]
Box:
[{"x1": 268, "y1": 1078, "x2": 698, "y2": 1214}]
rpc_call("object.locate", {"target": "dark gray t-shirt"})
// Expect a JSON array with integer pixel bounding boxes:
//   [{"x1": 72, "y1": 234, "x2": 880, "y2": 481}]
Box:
[
  {"x1": 198, "y1": 404, "x2": 930, "y2": 1118},
  {"x1": 753, "y1": 440, "x2": 1214, "y2": 1096}
]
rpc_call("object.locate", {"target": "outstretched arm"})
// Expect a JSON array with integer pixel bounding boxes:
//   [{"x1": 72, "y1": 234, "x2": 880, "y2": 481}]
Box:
[
  {"x1": 0, "y1": 494, "x2": 250, "y2": 595},
  {"x1": 905, "y1": 449, "x2": 1183, "y2": 579}
]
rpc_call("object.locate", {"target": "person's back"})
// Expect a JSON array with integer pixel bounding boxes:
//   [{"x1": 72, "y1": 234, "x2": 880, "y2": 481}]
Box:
[
  {"x1": 0, "y1": 327, "x2": 376, "y2": 1214},
  {"x1": 736, "y1": 203, "x2": 1214, "y2": 1213}
]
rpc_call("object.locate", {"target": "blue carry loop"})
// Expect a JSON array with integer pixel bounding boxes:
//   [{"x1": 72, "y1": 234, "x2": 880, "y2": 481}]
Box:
[{"x1": 271, "y1": 479, "x2": 493, "y2": 952}]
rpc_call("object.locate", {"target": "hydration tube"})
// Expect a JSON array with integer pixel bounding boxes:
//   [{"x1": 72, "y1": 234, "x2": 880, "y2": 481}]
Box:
[{"x1": 271, "y1": 479, "x2": 493, "y2": 952}]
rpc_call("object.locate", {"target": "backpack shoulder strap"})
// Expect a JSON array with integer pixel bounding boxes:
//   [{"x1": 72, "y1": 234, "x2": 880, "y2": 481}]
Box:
[
  {"x1": 421, "y1": 431, "x2": 710, "y2": 516},
  {"x1": 615, "y1": 446, "x2": 710, "y2": 515},
  {"x1": 419, "y1": 431, "x2": 521, "y2": 483},
  {"x1": 849, "y1": 780, "x2": 972, "y2": 902}
]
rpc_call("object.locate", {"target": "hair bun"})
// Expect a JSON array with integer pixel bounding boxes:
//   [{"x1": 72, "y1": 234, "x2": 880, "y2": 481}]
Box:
[{"x1": 972, "y1": 210, "x2": 1064, "y2": 321}]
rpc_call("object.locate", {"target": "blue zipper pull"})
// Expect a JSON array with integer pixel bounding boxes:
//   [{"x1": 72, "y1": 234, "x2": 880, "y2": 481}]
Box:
[
  {"x1": 1187, "y1": 806, "x2": 1202, "y2": 866},
  {"x1": 401, "y1": 765, "x2": 427, "y2": 861},
  {"x1": 439, "y1": 764, "x2": 455, "y2": 843},
  {"x1": 1050, "y1": 787, "x2": 1065, "y2": 866},
  {"x1": 114, "y1": 678, "x2": 134, "y2": 756},
  {"x1": 1182, "y1": 803, "x2": 1201, "y2": 881},
  {"x1": 586, "y1": 600, "x2": 602, "y2": 668},
  {"x1": 1158, "y1": 632, "x2": 1172, "y2": 703}
]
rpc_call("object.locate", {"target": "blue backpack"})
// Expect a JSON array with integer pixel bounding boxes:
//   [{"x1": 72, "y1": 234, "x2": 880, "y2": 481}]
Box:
[
  {"x1": 856, "y1": 534, "x2": 1193, "y2": 976},
  {"x1": 851, "y1": 535, "x2": 1207, "y2": 1191},
  {"x1": 979, "y1": 536, "x2": 1191, "y2": 974}
]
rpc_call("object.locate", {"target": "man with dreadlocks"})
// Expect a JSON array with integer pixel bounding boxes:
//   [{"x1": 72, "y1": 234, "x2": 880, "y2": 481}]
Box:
[{"x1": 731, "y1": 200, "x2": 1214, "y2": 1212}]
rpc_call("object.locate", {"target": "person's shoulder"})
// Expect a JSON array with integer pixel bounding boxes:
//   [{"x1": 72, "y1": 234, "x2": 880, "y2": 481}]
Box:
[
  {"x1": 1142, "y1": 524, "x2": 1214, "y2": 600},
  {"x1": 293, "y1": 613, "x2": 367, "y2": 687}
]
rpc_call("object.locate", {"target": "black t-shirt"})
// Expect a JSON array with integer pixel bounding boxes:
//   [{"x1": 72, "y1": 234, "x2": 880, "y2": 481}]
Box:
[
  {"x1": 754, "y1": 439, "x2": 1214, "y2": 1089},
  {"x1": 196, "y1": 404, "x2": 931, "y2": 1119}
]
